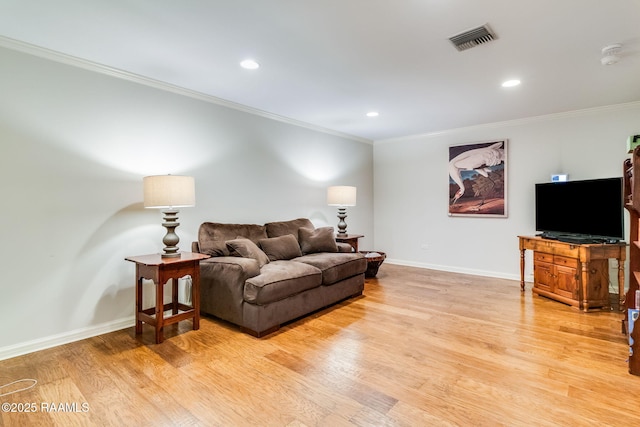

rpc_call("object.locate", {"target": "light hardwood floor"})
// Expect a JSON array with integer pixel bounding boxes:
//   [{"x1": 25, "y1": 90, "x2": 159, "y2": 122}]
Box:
[{"x1": 2, "y1": 263, "x2": 640, "y2": 426}]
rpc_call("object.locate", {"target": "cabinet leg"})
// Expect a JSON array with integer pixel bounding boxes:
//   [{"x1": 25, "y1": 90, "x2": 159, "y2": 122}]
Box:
[{"x1": 580, "y1": 263, "x2": 589, "y2": 311}]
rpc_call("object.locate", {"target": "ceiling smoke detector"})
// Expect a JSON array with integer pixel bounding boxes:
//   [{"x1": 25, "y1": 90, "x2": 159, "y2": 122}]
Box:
[
  {"x1": 449, "y1": 24, "x2": 497, "y2": 51},
  {"x1": 601, "y1": 43, "x2": 622, "y2": 65}
]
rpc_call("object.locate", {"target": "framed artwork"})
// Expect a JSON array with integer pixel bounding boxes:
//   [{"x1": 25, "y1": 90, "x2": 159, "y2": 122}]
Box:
[{"x1": 448, "y1": 139, "x2": 507, "y2": 217}]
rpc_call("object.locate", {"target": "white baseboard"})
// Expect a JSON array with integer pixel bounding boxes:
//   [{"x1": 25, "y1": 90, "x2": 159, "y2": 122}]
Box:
[
  {"x1": 0, "y1": 317, "x2": 135, "y2": 361},
  {"x1": 384, "y1": 258, "x2": 531, "y2": 282}
]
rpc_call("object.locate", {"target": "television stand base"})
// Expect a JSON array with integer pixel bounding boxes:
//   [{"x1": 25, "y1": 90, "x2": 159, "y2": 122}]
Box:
[{"x1": 518, "y1": 235, "x2": 626, "y2": 311}]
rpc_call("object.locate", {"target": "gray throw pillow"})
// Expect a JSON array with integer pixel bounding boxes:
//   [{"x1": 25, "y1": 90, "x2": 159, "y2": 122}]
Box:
[
  {"x1": 298, "y1": 227, "x2": 338, "y2": 254},
  {"x1": 258, "y1": 234, "x2": 302, "y2": 261},
  {"x1": 226, "y1": 238, "x2": 270, "y2": 267}
]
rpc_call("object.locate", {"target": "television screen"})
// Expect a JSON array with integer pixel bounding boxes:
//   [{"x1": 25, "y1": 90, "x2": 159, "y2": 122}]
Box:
[{"x1": 535, "y1": 177, "x2": 624, "y2": 242}]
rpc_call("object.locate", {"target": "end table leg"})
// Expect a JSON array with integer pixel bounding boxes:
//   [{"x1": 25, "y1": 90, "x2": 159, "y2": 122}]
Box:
[
  {"x1": 135, "y1": 276, "x2": 143, "y2": 335},
  {"x1": 192, "y1": 271, "x2": 200, "y2": 331},
  {"x1": 172, "y1": 277, "x2": 179, "y2": 315},
  {"x1": 520, "y1": 248, "x2": 526, "y2": 292},
  {"x1": 155, "y1": 280, "x2": 164, "y2": 344}
]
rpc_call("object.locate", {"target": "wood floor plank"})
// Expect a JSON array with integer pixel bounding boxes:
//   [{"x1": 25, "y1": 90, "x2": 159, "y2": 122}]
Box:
[{"x1": 2, "y1": 263, "x2": 640, "y2": 426}]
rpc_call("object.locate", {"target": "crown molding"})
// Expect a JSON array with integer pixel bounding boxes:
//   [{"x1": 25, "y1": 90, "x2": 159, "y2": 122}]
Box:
[
  {"x1": 376, "y1": 101, "x2": 640, "y2": 145},
  {"x1": 0, "y1": 35, "x2": 372, "y2": 145}
]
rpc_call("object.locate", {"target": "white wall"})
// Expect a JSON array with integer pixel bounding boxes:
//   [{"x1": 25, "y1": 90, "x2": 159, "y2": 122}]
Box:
[
  {"x1": 374, "y1": 103, "x2": 640, "y2": 286},
  {"x1": 0, "y1": 46, "x2": 373, "y2": 359}
]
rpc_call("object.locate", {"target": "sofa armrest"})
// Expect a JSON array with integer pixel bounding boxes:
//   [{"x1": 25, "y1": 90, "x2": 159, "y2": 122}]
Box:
[
  {"x1": 200, "y1": 256, "x2": 261, "y2": 281},
  {"x1": 192, "y1": 241, "x2": 201, "y2": 253},
  {"x1": 199, "y1": 257, "x2": 261, "y2": 325}
]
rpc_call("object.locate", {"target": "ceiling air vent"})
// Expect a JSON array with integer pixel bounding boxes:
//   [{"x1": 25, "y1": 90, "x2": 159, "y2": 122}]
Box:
[{"x1": 449, "y1": 24, "x2": 496, "y2": 51}]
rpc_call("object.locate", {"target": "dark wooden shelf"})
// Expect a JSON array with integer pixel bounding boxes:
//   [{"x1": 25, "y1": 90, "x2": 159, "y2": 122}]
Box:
[
  {"x1": 634, "y1": 271, "x2": 640, "y2": 286},
  {"x1": 623, "y1": 151, "x2": 640, "y2": 375}
]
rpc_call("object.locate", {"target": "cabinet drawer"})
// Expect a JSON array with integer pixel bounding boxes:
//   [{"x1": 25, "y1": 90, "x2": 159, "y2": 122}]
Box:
[
  {"x1": 534, "y1": 252, "x2": 553, "y2": 263},
  {"x1": 554, "y1": 255, "x2": 578, "y2": 268}
]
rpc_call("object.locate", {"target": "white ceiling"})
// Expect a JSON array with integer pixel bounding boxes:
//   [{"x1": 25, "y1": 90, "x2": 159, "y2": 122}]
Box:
[{"x1": 0, "y1": 0, "x2": 639, "y2": 141}]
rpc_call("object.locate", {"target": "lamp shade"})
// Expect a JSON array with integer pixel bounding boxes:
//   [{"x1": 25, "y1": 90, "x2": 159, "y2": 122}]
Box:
[
  {"x1": 327, "y1": 186, "x2": 356, "y2": 206},
  {"x1": 143, "y1": 175, "x2": 195, "y2": 208}
]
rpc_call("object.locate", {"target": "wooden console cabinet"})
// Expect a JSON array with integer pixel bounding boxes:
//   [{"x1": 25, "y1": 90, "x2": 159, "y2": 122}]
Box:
[{"x1": 519, "y1": 236, "x2": 626, "y2": 311}]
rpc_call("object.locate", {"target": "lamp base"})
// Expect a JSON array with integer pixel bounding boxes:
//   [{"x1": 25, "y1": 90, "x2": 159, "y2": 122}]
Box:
[
  {"x1": 336, "y1": 207, "x2": 348, "y2": 236},
  {"x1": 161, "y1": 252, "x2": 181, "y2": 258},
  {"x1": 161, "y1": 208, "x2": 181, "y2": 258}
]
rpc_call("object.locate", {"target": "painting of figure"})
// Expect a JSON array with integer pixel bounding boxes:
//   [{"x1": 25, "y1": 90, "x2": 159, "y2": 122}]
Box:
[{"x1": 448, "y1": 140, "x2": 507, "y2": 217}]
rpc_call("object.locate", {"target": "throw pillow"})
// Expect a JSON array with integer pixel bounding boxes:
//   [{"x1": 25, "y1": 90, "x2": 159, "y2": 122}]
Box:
[
  {"x1": 298, "y1": 227, "x2": 338, "y2": 254},
  {"x1": 226, "y1": 238, "x2": 270, "y2": 267},
  {"x1": 200, "y1": 242, "x2": 228, "y2": 257},
  {"x1": 258, "y1": 234, "x2": 302, "y2": 261}
]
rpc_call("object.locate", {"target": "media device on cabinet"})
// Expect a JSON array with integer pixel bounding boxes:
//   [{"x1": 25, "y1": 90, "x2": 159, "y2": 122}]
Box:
[{"x1": 535, "y1": 177, "x2": 624, "y2": 244}]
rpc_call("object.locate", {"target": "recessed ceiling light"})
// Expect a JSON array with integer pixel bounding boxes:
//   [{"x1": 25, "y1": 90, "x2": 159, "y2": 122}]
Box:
[
  {"x1": 501, "y1": 79, "x2": 521, "y2": 88},
  {"x1": 240, "y1": 59, "x2": 260, "y2": 70},
  {"x1": 366, "y1": 111, "x2": 379, "y2": 117}
]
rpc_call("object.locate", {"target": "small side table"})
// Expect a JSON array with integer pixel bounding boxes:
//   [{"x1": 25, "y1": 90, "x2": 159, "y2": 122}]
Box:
[
  {"x1": 335, "y1": 234, "x2": 364, "y2": 252},
  {"x1": 125, "y1": 252, "x2": 210, "y2": 344},
  {"x1": 360, "y1": 251, "x2": 386, "y2": 277}
]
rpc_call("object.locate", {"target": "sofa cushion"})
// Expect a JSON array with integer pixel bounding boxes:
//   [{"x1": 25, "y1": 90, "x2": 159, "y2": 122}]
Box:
[
  {"x1": 293, "y1": 252, "x2": 366, "y2": 285},
  {"x1": 299, "y1": 227, "x2": 338, "y2": 254},
  {"x1": 198, "y1": 222, "x2": 267, "y2": 256},
  {"x1": 226, "y1": 238, "x2": 270, "y2": 268},
  {"x1": 265, "y1": 218, "x2": 314, "y2": 241},
  {"x1": 258, "y1": 234, "x2": 302, "y2": 261},
  {"x1": 244, "y1": 261, "x2": 322, "y2": 305}
]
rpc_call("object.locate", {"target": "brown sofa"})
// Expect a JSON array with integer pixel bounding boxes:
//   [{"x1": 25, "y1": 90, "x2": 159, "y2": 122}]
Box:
[{"x1": 191, "y1": 218, "x2": 367, "y2": 336}]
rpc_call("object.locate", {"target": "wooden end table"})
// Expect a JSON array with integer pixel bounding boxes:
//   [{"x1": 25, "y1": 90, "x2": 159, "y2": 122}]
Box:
[
  {"x1": 125, "y1": 252, "x2": 210, "y2": 343},
  {"x1": 335, "y1": 234, "x2": 364, "y2": 252}
]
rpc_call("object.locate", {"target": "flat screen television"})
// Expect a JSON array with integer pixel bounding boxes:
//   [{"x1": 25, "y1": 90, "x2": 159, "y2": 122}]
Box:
[{"x1": 535, "y1": 177, "x2": 624, "y2": 243}]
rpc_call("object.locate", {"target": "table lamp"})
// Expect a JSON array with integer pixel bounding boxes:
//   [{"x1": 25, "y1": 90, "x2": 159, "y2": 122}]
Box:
[
  {"x1": 143, "y1": 175, "x2": 195, "y2": 258},
  {"x1": 327, "y1": 186, "x2": 356, "y2": 236}
]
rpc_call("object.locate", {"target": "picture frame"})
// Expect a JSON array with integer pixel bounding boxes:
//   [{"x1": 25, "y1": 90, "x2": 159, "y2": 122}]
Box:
[{"x1": 448, "y1": 139, "x2": 507, "y2": 217}]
